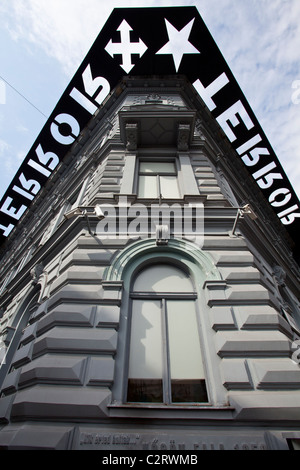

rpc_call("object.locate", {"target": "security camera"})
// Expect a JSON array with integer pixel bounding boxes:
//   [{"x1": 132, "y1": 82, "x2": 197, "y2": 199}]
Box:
[
  {"x1": 64, "y1": 207, "x2": 82, "y2": 220},
  {"x1": 242, "y1": 204, "x2": 257, "y2": 220},
  {"x1": 94, "y1": 205, "x2": 104, "y2": 219}
]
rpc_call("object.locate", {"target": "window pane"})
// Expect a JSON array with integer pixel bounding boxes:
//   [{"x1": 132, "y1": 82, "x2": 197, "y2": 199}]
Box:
[
  {"x1": 160, "y1": 175, "x2": 180, "y2": 198},
  {"x1": 128, "y1": 264, "x2": 208, "y2": 405},
  {"x1": 171, "y1": 379, "x2": 208, "y2": 403},
  {"x1": 139, "y1": 162, "x2": 176, "y2": 174},
  {"x1": 127, "y1": 378, "x2": 163, "y2": 403},
  {"x1": 167, "y1": 300, "x2": 206, "y2": 387},
  {"x1": 167, "y1": 300, "x2": 208, "y2": 402},
  {"x1": 128, "y1": 300, "x2": 163, "y2": 380},
  {"x1": 138, "y1": 175, "x2": 158, "y2": 198},
  {"x1": 127, "y1": 299, "x2": 163, "y2": 403},
  {"x1": 133, "y1": 264, "x2": 194, "y2": 293}
]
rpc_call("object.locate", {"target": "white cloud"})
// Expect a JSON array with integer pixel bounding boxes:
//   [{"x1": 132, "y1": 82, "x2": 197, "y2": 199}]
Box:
[
  {"x1": 6, "y1": 0, "x2": 107, "y2": 75},
  {"x1": 6, "y1": 0, "x2": 191, "y2": 76},
  {"x1": 0, "y1": 139, "x2": 10, "y2": 156},
  {"x1": 0, "y1": 140, "x2": 15, "y2": 182},
  {"x1": 0, "y1": 141, "x2": 25, "y2": 197},
  {"x1": 196, "y1": 0, "x2": 300, "y2": 198}
]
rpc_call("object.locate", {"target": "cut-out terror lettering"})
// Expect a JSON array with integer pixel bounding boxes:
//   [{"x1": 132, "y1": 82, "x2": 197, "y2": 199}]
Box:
[{"x1": 0, "y1": 7, "x2": 299, "y2": 250}]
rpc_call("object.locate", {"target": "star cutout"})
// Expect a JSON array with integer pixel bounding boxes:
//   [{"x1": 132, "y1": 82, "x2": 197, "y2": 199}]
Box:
[{"x1": 156, "y1": 18, "x2": 200, "y2": 72}]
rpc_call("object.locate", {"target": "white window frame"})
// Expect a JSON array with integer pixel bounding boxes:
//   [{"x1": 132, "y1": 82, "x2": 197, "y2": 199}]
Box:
[
  {"x1": 136, "y1": 156, "x2": 182, "y2": 201},
  {"x1": 120, "y1": 153, "x2": 200, "y2": 200},
  {"x1": 126, "y1": 263, "x2": 209, "y2": 405}
]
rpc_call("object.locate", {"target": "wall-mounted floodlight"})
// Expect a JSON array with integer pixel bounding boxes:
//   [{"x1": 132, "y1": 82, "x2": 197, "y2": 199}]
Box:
[{"x1": 231, "y1": 204, "x2": 257, "y2": 236}]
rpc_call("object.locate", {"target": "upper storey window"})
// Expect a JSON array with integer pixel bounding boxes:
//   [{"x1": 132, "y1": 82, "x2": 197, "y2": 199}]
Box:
[{"x1": 138, "y1": 161, "x2": 180, "y2": 199}]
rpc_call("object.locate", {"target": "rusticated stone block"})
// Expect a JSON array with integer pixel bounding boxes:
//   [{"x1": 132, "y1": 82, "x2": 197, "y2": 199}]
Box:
[
  {"x1": 11, "y1": 342, "x2": 34, "y2": 369},
  {"x1": 10, "y1": 385, "x2": 111, "y2": 420},
  {"x1": 101, "y1": 281, "x2": 123, "y2": 304},
  {"x1": 19, "y1": 323, "x2": 37, "y2": 346},
  {"x1": 1, "y1": 369, "x2": 20, "y2": 395},
  {"x1": 30, "y1": 301, "x2": 48, "y2": 322},
  {"x1": 210, "y1": 306, "x2": 237, "y2": 331},
  {"x1": 248, "y1": 359, "x2": 300, "y2": 389},
  {"x1": 235, "y1": 306, "x2": 292, "y2": 336},
  {"x1": 202, "y1": 236, "x2": 247, "y2": 250},
  {"x1": 244, "y1": 314, "x2": 292, "y2": 335},
  {"x1": 47, "y1": 285, "x2": 105, "y2": 311},
  {"x1": 225, "y1": 283, "x2": 272, "y2": 305},
  {"x1": 229, "y1": 391, "x2": 300, "y2": 421},
  {"x1": 0, "y1": 427, "x2": 16, "y2": 448},
  {"x1": 50, "y1": 267, "x2": 104, "y2": 295},
  {"x1": 0, "y1": 424, "x2": 74, "y2": 449},
  {"x1": 36, "y1": 304, "x2": 95, "y2": 335},
  {"x1": 215, "y1": 331, "x2": 291, "y2": 358},
  {"x1": 209, "y1": 250, "x2": 254, "y2": 266},
  {"x1": 221, "y1": 359, "x2": 252, "y2": 390},
  {"x1": 204, "y1": 280, "x2": 227, "y2": 306},
  {"x1": 60, "y1": 249, "x2": 114, "y2": 272},
  {"x1": 95, "y1": 305, "x2": 120, "y2": 328},
  {"x1": 33, "y1": 327, "x2": 117, "y2": 357},
  {"x1": 19, "y1": 354, "x2": 87, "y2": 387},
  {"x1": 86, "y1": 356, "x2": 115, "y2": 386},
  {"x1": 219, "y1": 266, "x2": 261, "y2": 282},
  {"x1": 0, "y1": 394, "x2": 15, "y2": 423}
]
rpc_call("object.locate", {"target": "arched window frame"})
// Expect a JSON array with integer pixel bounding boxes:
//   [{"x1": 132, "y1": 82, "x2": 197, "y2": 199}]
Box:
[
  {"x1": 0, "y1": 285, "x2": 41, "y2": 393},
  {"x1": 127, "y1": 261, "x2": 209, "y2": 404},
  {"x1": 104, "y1": 238, "x2": 226, "y2": 408}
]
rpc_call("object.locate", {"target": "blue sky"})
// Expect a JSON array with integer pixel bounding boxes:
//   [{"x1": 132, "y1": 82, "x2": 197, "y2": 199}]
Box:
[{"x1": 1, "y1": 0, "x2": 300, "y2": 200}]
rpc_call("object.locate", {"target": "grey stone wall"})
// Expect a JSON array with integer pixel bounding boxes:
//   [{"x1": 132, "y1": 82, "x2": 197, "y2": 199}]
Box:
[{"x1": 0, "y1": 79, "x2": 299, "y2": 449}]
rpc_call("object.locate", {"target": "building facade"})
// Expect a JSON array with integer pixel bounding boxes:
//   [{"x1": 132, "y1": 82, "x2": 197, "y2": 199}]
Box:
[{"x1": 0, "y1": 74, "x2": 299, "y2": 450}]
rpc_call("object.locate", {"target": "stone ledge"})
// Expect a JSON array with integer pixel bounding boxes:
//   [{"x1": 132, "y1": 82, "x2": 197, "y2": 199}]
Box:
[
  {"x1": 10, "y1": 385, "x2": 112, "y2": 421},
  {"x1": 229, "y1": 391, "x2": 300, "y2": 421}
]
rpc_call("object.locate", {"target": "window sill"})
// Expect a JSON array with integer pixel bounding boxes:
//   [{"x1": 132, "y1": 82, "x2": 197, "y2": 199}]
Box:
[
  {"x1": 135, "y1": 195, "x2": 206, "y2": 204},
  {"x1": 108, "y1": 402, "x2": 233, "y2": 410},
  {"x1": 107, "y1": 402, "x2": 235, "y2": 421}
]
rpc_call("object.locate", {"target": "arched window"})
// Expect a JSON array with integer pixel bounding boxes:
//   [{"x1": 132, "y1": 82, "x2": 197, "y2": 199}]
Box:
[
  {"x1": 126, "y1": 263, "x2": 208, "y2": 404},
  {"x1": 0, "y1": 287, "x2": 41, "y2": 393}
]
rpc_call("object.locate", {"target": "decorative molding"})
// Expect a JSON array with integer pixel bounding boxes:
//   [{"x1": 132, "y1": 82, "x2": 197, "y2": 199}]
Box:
[
  {"x1": 156, "y1": 225, "x2": 169, "y2": 245},
  {"x1": 30, "y1": 264, "x2": 44, "y2": 285},
  {"x1": 177, "y1": 123, "x2": 191, "y2": 151},
  {"x1": 125, "y1": 123, "x2": 138, "y2": 151},
  {"x1": 103, "y1": 238, "x2": 221, "y2": 283},
  {"x1": 273, "y1": 265, "x2": 286, "y2": 287}
]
